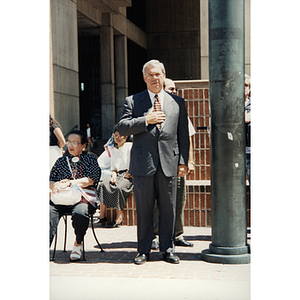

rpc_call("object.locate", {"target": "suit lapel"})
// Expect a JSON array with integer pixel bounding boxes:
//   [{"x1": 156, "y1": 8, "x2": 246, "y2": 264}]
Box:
[
  {"x1": 139, "y1": 90, "x2": 175, "y2": 133},
  {"x1": 161, "y1": 91, "x2": 175, "y2": 131},
  {"x1": 140, "y1": 90, "x2": 152, "y2": 112}
]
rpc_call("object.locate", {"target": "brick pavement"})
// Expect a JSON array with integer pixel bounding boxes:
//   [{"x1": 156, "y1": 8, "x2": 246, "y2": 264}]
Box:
[{"x1": 50, "y1": 217, "x2": 251, "y2": 299}]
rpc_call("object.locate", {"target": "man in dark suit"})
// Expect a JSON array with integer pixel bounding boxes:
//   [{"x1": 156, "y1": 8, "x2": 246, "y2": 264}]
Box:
[{"x1": 118, "y1": 59, "x2": 189, "y2": 264}]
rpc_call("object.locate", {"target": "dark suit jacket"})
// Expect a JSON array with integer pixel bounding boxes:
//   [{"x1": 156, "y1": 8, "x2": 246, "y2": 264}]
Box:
[{"x1": 118, "y1": 90, "x2": 189, "y2": 177}]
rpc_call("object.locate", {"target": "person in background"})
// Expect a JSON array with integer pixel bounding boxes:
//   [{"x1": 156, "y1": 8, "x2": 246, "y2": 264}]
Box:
[
  {"x1": 94, "y1": 134, "x2": 114, "y2": 225},
  {"x1": 97, "y1": 127, "x2": 133, "y2": 227},
  {"x1": 49, "y1": 130, "x2": 101, "y2": 261},
  {"x1": 97, "y1": 134, "x2": 114, "y2": 183},
  {"x1": 86, "y1": 123, "x2": 93, "y2": 152},
  {"x1": 118, "y1": 59, "x2": 189, "y2": 265},
  {"x1": 245, "y1": 74, "x2": 251, "y2": 186},
  {"x1": 49, "y1": 115, "x2": 66, "y2": 171},
  {"x1": 152, "y1": 78, "x2": 195, "y2": 250}
]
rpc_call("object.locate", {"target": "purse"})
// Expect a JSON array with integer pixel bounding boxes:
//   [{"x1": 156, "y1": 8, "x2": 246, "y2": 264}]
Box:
[
  {"x1": 51, "y1": 185, "x2": 82, "y2": 206},
  {"x1": 51, "y1": 157, "x2": 82, "y2": 206}
]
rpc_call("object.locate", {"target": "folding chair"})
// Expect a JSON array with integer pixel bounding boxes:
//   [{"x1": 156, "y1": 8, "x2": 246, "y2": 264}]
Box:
[{"x1": 51, "y1": 212, "x2": 104, "y2": 261}]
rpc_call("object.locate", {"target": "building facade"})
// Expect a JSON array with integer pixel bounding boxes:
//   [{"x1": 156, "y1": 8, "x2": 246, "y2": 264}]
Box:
[{"x1": 50, "y1": 0, "x2": 250, "y2": 139}]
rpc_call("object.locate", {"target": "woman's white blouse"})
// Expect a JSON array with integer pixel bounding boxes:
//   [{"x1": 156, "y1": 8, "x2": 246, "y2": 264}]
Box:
[{"x1": 111, "y1": 142, "x2": 132, "y2": 172}]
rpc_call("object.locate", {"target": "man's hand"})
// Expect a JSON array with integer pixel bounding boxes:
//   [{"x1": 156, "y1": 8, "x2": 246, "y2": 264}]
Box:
[
  {"x1": 177, "y1": 164, "x2": 188, "y2": 177},
  {"x1": 125, "y1": 170, "x2": 133, "y2": 179},
  {"x1": 145, "y1": 110, "x2": 166, "y2": 125}
]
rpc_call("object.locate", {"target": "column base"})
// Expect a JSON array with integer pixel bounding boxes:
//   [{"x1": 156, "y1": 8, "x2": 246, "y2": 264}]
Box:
[{"x1": 201, "y1": 244, "x2": 250, "y2": 264}]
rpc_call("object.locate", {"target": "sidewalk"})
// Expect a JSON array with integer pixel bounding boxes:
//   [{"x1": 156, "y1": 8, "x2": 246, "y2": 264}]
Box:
[{"x1": 50, "y1": 218, "x2": 251, "y2": 300}]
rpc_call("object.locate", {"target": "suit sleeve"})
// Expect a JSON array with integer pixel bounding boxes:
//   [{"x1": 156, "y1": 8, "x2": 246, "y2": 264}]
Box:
[{"x1": 118, "y1": 96, "x2": 148, "y2": 136}]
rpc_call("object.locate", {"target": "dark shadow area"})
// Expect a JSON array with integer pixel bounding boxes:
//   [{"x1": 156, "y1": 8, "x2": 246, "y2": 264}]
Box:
[
  {"x1": 94, "y1": 241, "x2": 137, "y2": 249},
  {"x1": 50, "y1": 249, "x2": 203, "y2": 265},
  {"x1": 185, "y1": 235, "x2": 212, "y2": 242}
]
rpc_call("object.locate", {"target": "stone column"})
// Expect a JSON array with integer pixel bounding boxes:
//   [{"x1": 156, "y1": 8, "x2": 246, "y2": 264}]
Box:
[
  {"x1": 201, "y1": 0, "x2": 250, "y2": 264},
  {"x1": 100, "y1": 13, "x2": 115, "y2": 139},
  {"x1": 114, "y1": 35, "x2": 128, "y2": 122},
  {"x1": 50, "y1": 0, "x2": 79, "y2": 134},
  {"x1": 200, "y1": 0, "x2": 209, "y2": 79}
]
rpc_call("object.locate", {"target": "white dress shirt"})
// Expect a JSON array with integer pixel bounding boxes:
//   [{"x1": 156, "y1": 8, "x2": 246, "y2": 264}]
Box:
[{"x1": 147, "y1": 89, "x2": 165, "y2": 110}]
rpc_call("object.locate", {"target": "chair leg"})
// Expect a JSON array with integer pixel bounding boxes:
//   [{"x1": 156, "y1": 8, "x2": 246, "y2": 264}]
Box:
[
  {"x1": 51, "y1": 213, "x2": 103, "y2": 262},
  {"x1": 51, "y1": 231, "x2": 58, "y2": 261},
  {"x1": 90, "y1": 214, "x2": 105, "y2": 252},
  {"x1": 82, "y1": 239, "x2": 86, "y2": 261},
  {"x1": 63, "y1": 215, "x2": 67, "y2": 252}
]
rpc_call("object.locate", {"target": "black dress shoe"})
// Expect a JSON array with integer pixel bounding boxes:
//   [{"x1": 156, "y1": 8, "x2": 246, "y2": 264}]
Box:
[
  {"x1": 134, "y1": 253, "x2": 149, "y2": 265},
  {"x1": 175, "y1": 238, "x2": 194, "y2": 247},
  {"x1": 163, "y1": 252, "x2": 180, "y2": 264}
]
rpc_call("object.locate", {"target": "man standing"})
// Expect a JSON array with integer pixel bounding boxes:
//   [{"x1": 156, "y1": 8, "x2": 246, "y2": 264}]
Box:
[
  {"x1": 118, "y1": 60, "x2": 189, "y2": 264},
  {"x1": 152, "y1": 78, "x2": 195, "y2": 250},
  {"x1": 165, "y1": 78, "x2": 195, "y2": 247}
]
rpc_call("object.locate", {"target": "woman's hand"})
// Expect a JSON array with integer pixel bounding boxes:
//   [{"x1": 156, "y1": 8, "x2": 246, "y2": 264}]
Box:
[
  {"x1": 51, "y1": 180, "x2": 70, "y2": 193},
  {"x1": 60, "y1": 179, "x2": 71, "y2": 186},
  {"x1": 110, "y1": 171, "x2": 117, "y2": 184}
]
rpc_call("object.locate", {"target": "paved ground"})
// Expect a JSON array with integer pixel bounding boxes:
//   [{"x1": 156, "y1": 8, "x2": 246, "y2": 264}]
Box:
[{"x1": 50, "y1": 217, "x2": 251, "y2": 300}]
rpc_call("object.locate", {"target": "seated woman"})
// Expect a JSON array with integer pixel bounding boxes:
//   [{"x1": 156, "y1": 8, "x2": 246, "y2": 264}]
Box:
[
  {"x1": 49, "y1": 130, "x2": 101, "y2": 261},
  {"x1": 97, "y1": 128, "x2": 133, "y2": 227}
]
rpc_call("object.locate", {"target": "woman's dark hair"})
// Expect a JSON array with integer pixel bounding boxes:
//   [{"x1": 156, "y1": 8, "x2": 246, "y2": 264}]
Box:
[
  {"x1": 113, "y1": 124, "x2": 119, "y2": 134},
  {"x1": 49, "y1": 115, "x2": 61, "y2": 128},
  {"x1": 68, "y1": 130, "x2": 88, "y2": 145},
  {"x1": 113, "y1": 125, "x2": 133, "y2": 142}
]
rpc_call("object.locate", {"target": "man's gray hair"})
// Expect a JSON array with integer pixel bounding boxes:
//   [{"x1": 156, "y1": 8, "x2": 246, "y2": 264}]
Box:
[{"x1": 142, "y1": 59, "x2": 166, "y2": 76}]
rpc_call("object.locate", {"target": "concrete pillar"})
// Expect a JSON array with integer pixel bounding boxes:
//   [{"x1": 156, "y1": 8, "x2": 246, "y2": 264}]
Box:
[
  {"x1": 201, "y1": 0, "x2": 250, "y2": 264},
  {"x1": 49, "y1": 5, "x2": 54, "y2": 117},
  {"x1": 100, "y1": 13, "x2": 115, "y2": 139},
  {"x1": 115, "y1": 35, "x2": 128, "y2": 122},
  {"x1": 50, "y1": 0, "x2": 79, "y2": 134},
  {"x1": 200, "y1": 0, "x2": 209, "y2": 79},
  {"x1": 245, "y1": 0, "x2": 251, "y2": 75}
]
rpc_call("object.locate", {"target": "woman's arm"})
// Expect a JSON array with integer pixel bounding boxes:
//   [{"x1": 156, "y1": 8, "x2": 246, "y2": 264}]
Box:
[
  {"x1": 71, "y1": 177, "x2": 94, "y2": 188},
  {"x1": 186, "y1": 136, "x2": 195, "y2": 176},
  {"x1": 50, "y1": 177, "x2": 94, "y2": 193},
  {"x1": 53, "y1": 127, "x2": 66, "y2": 149}
]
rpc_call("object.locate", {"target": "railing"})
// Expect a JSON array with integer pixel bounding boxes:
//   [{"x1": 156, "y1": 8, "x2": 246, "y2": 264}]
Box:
[{"x1": 64, "y1": 125, "x2": 78, "y2": 138}]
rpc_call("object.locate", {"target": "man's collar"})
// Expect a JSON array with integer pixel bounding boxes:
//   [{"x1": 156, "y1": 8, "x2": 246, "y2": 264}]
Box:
[{"x1": 147, "y1": 89, "x2": 165, "y2": 103}]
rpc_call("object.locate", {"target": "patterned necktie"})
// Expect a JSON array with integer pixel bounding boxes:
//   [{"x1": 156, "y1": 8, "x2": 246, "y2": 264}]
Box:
[{"x1": 154, "y1": 94, "x2": 162, "y2": 130}]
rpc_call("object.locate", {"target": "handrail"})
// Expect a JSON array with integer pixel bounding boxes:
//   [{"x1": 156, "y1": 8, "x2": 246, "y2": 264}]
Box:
[{"x1": 64, "y1": 125, "x2": 78, "y2": 138}]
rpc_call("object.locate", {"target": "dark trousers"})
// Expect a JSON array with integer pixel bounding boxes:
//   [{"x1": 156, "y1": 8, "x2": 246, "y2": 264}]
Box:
[
  {"x1": 133, "y1": 164, "x2": 177, "y2": 254},
  {"x1": 49, "y1": 201, "x2": 96, "y2": 246},
  {"x1": 153, "y1": 176, "x2": 186, "y2": 238},
  {"x1": 174, "y1": 176, "x2": 186, "y2": 237}
]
